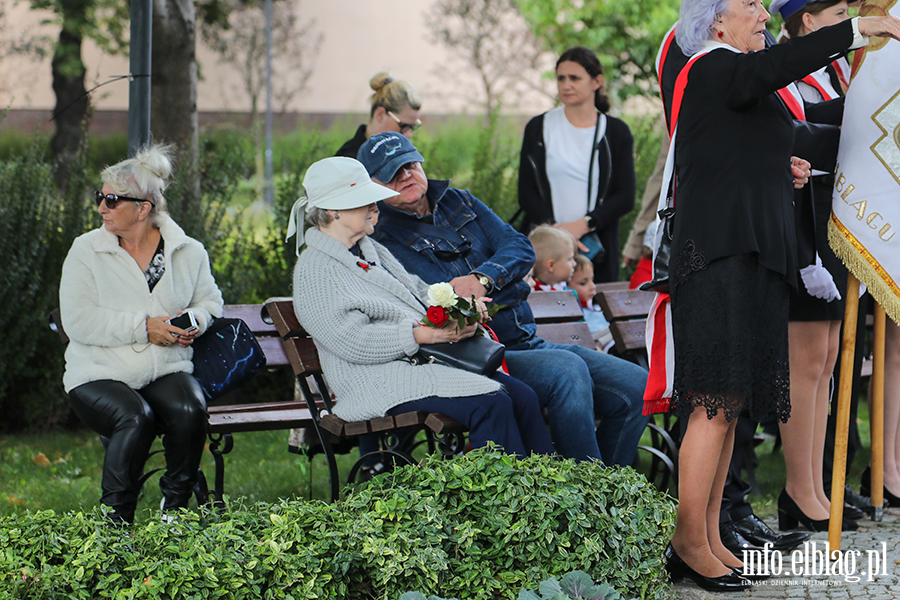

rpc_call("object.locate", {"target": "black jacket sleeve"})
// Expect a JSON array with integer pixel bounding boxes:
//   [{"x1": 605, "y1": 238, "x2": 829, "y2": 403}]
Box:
[
  {"x1": 517, "y1": 115, "x2": 554, "y2": 228},
  {"x1": 726, "y1": 20, "x2": 855, "y2": 110}
]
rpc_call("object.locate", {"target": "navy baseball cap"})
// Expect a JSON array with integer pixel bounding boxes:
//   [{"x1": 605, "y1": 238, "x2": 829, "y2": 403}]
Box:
[{"x1": 356, "y1": 132, "x2": 425, "y2": 183}]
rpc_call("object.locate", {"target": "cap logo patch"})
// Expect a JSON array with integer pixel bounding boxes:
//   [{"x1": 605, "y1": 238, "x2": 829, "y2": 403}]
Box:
[
  {"x1": 384, "y1": 143, "x2": 403, "y2": 156},
  {"x1": 369, "y1": 135, "x2": 402, "y2": 154}
]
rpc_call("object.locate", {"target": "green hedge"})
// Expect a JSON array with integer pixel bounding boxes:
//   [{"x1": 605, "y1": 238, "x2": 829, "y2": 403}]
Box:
[{"x1": 0, "y1": 448, "x2": 676, "y2": 600}]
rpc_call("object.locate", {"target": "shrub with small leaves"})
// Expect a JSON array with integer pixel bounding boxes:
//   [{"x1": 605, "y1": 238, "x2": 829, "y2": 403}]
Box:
[{"x1": 0, "y1": 423, "x2": 674, "y2": 600}]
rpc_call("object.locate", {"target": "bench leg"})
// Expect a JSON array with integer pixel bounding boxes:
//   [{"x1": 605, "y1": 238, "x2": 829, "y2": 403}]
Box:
[
  {"x1": 346, "y1": 429, "x2": 419, "y2": 484},
  {"x1": 428, "y1": 430, "x2": 468, "y2": 458},
  {"x1": 206, "y1": 432, "x2": 234, "y2": 507},
  {"x1": 637, "y1": 444, "x2": 677, "y2": 490},
  {"x1": 635, "y1": 416, "x2": 680, "y2": 491}
]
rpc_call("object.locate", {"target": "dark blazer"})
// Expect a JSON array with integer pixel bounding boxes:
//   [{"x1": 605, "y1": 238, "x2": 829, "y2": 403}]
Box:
[
  {"x1": 335, "y1": 124, "x2": 368, "y2": 159},
  {"x1": 517, "y1": 112, "x2": 636, "y2": 283},
  {"x1": 668, "y1": 20, "x2": 855, "y2": 288}
]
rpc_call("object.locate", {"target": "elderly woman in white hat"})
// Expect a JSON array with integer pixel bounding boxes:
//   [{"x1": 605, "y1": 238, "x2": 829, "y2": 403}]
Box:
[{"x1": 287, "y1": 157, "x2": 554, "y2": 458}]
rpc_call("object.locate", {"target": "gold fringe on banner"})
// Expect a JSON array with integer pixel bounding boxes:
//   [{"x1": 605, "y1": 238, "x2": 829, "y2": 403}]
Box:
[{"x1": 828, "y1": 215, "x2": 900, "y2": 325}]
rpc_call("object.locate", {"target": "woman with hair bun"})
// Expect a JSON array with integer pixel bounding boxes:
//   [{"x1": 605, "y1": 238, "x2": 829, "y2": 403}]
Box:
[
  {"x1": 59, "y1": 144, "x2": 223, "y2": 524},
  {"x1": 518, "y1": 46, "x2": 636, "y2": 283},
  {"x1": 335, "y1": 72, "x2": 422, "y2": 159}
]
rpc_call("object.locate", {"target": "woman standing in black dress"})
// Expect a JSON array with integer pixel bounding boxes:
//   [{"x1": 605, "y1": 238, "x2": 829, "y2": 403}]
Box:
[{"x1": 664, "y1": 0, "x2": 900, "y2": 591}]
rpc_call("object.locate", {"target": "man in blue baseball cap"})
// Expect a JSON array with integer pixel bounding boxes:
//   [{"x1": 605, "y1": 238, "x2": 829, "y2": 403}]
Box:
[{"x1": 357, "y1": 131, "x2": 649, "y2": 466}]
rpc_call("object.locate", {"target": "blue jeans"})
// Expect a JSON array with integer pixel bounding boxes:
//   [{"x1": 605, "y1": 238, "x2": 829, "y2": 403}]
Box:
[
  {"x1": 389, "y1": 373, "x2": 555, "y2": 457},
  {"x1": 504, "y1": 338, "x2": 649, "y2": 465}
]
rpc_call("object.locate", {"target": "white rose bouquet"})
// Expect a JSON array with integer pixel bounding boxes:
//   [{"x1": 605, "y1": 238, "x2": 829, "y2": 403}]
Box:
[{"x1": 421, "y1": 282, "x2": 500, "y2": 328}]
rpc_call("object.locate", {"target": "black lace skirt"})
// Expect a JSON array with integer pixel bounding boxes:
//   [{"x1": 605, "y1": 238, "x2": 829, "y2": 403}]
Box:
[{"x1": 670, "y1": 252, "x2": 791, "y2": 423}]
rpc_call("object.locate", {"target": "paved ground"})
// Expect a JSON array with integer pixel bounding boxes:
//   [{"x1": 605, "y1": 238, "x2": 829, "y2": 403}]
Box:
[{"x1": 672, "y1": 508, "x2": 900, "y2": 599}]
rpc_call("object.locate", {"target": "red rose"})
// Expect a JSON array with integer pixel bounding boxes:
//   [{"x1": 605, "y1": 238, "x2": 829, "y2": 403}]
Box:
[{"x1": 426, "y1": 306, "x2": 449, "y2": 327}]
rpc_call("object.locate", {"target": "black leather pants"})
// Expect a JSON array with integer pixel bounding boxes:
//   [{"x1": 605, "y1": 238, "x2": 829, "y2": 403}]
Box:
[{"x1": 68, "y1": 372, "x2": 208, "y2": 522}]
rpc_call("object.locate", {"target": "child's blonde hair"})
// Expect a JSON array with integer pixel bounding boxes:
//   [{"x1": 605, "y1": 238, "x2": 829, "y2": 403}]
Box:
[
  {"x1": 573, "y1": 254, "x2": 593, "y2": 273},
  {"x1": 528, "y1": 224, "x2": 576, "y2": 262}
]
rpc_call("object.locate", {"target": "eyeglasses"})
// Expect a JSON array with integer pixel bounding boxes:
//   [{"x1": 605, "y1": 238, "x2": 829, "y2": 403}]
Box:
[
  {"x1": 389, "y1": 162, "x2": 422, "y2": 184},
  {"x1": 95, "y1": 190, "x2": 152, "y2": 209},
  {"x1": 387, "y1": 111, "x2": 422, "y2": 134}
]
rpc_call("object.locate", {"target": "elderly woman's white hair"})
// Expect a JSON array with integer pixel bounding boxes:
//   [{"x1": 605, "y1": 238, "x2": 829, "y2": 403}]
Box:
[
  {"x1": 101, "y1": 144, "x2": 174, "y2": 226},
  {"x1": 678, "y1": 0, "x2": 732, "y2": 55}
]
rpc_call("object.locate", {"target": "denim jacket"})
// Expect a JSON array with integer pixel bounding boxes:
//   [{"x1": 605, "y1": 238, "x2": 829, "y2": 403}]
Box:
[{"x1": 373, "y1": 179, "x2": 537, "y2": 346}]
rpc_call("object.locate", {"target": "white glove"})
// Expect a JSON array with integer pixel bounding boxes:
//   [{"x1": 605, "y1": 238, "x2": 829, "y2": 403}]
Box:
[{"x1": 800, "y1": 255, "x2": 841, "y2": 302}]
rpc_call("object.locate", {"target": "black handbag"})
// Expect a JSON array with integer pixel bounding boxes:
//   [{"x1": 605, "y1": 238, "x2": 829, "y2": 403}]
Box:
[
  {"x1": 191, "y1": 317, "x2": 267, "y2": 400},
  {"x1": 639, "y1": 205, "x2": 675, "y2": 294},
  {"x1": 411, "y1": 333, "x2": 505, "y2": 376}
]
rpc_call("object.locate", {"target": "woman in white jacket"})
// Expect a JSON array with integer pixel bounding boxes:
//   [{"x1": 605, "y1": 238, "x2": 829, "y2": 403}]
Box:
[{"x1": 60, "y1": 145, "x2": 223, "y2": 524}]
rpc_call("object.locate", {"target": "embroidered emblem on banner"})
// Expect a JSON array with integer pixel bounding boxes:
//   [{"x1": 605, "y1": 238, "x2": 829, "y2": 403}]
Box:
[{"x1": 871, "y1": 89, "x2": 900, "y2": 186}]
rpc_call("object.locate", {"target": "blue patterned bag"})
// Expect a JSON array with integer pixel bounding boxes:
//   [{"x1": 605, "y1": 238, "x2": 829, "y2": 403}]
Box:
[{"x1": 191, "y1": 317, "x2": 266, "y2": 400}]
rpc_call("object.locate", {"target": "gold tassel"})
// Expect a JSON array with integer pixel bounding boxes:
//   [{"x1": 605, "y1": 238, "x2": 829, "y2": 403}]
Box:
[{"x1": 828, "y1": 217, "x2": 900, "y2": 325}]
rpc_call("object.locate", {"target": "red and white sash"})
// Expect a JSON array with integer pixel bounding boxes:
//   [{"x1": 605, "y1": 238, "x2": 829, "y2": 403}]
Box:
[{"x1": 643, "y1": 42, "x2": 719, "y2": 415}]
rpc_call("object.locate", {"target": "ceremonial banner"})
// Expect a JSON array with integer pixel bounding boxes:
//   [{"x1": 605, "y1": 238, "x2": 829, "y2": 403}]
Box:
[{"x1": 829, "y1": 0, "x2": 900, "y2": 323}]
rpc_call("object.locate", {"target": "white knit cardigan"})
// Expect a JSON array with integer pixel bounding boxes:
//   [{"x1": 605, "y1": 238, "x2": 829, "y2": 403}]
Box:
[
  {"x1": 60, "y1": 214, "x2": 224, "y2": 392},
  {"x1": 293, "y1": 229, "x2": 501, "y2": 422}
]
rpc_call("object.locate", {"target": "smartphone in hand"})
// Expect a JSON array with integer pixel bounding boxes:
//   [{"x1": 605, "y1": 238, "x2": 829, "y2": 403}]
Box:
[{"x1": 167, "y1": 311, "x2": 198, "y2": 333}]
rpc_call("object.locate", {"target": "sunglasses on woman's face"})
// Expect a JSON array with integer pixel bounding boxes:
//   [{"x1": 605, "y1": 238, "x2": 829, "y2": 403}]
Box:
[
  {"x1": 387, "y1": 110, "x2": 422, "y2": 134},
  {"x1": 95, "y1": 190, "x2": 151, "y2": 209}
]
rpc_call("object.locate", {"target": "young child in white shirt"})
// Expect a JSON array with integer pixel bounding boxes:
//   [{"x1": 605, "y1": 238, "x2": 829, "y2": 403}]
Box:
[{"x1": 568, "y1": 255, "x2": 613, "y2": 351}]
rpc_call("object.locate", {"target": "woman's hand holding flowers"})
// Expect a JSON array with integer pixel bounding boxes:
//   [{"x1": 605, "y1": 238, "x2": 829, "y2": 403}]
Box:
[{"x1": 415, "y1": 282, "x2": 502, "y2": 344}]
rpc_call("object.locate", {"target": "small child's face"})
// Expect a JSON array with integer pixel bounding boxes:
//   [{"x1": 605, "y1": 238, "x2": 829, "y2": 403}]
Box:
[
  {"x1": 569, "y1": 264, "x2": 596, "y2": 305},
  {"x1": 544, "y1": 249, "x2": 577, "y2": 285}
]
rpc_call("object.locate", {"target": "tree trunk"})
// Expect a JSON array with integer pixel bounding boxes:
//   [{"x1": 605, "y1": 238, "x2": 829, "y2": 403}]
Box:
[
  {"x1": 151, "y1": 0, "x2": 200, "y2": 218},
  {"x1": 50, "y1": 26, "x2": 89, "y2": 191}
]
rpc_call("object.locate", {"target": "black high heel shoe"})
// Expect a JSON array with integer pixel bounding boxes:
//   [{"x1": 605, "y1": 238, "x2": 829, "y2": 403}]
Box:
[
  {"x1": 861, "y1": 466, "x2": 900, "y2": 507},
  {"x1": 778, "y1": 489, "x2": 859, "y2": 532},
  {"x1": 664, "y1": 544, "x2": 752, "y2": 592}
]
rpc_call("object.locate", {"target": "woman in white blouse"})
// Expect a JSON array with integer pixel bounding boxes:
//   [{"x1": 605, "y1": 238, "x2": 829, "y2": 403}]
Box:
[{"x1": 517, "y1": 46, "x2": 636, "y2": 283}]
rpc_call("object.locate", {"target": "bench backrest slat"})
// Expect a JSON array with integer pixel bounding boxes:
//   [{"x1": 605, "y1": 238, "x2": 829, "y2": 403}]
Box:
[
  {"x1": 223, "y1": 304, "x2": 278, "y2": 335},
  {"x1": 257, "y1": 336, "x2": 290, "y2": 367},
  {"x1": 265, "y1": 298, "x2": 306, "y2": 339},
  {"x1": 594, "y1": 289, "x2": 655, "y2": 321},
  {"x1": 528, "y1": 290, "x2": 583, "y2": 323},
  {"x1": 608, "y1": 320, "x2": 647, "y2": 354},
  {"x1": 283, "y1": 337, "x2": 322, "y2": 376},
  {"x1": 535, "y1": 322, "x2": 595, "y2": 349}
]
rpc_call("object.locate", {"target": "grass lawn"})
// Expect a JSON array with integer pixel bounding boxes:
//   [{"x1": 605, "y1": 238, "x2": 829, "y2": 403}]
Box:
[
  {"x1": 0, "y1": 393, "x2": 876, "y2": 522},
  {"x1": 0, "y1": 429, "x2": 362, "y2": 522}
]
